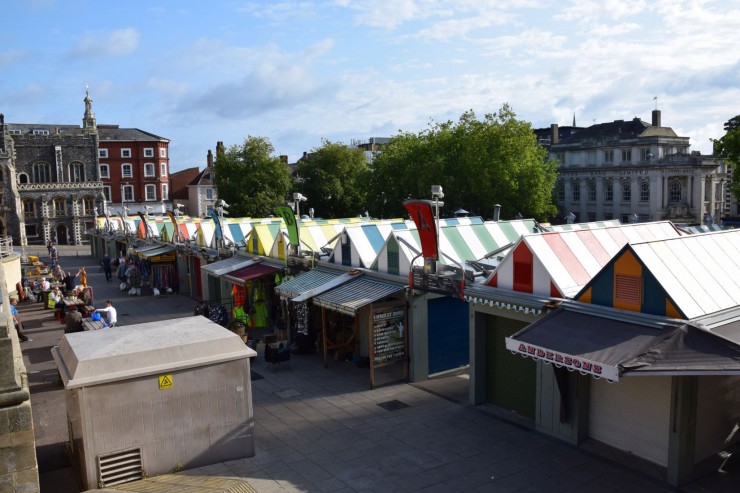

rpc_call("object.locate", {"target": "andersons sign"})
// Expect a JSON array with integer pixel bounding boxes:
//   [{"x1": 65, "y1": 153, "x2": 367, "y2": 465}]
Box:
[{"x1": 504, "y1": 338, "x2": 620, "y2": 381}]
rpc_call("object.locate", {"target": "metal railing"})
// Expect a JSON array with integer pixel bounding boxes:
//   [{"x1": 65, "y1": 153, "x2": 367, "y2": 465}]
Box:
[{"x1": 0, "y1": 236, "x2": 14, "y2": 258}]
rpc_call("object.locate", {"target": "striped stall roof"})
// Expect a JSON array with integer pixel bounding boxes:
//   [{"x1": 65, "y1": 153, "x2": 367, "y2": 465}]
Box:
[
  {"x1": 371, "y1": 229, "x2": 423, "y2": 275},
  {"x1": 297, "y1": 223, "x2": 346, "y2": 253},
  {"x1": 547, "y1": 220, "x2": 622, "y2": 232},
  {"x1": 312, "y1": 277, "x2": 406, "y2": 316},
  {"x1": 629, "y1": 230, "x2": 740, "y2": 319},
  {"x1": 328, "y1": 222, "x2": 402, "y2": 268},
  {"x1": 245, "y1": 223, "x2": 283, "y2": 257},
  {"x1": 684, "y1": 224, "x2": 725, "y2": 234},
  {"x1": 488, "y1": 221, "x2": 684, "y2": 298},
  {"x1": 274, "y1": 268, "x2": 343, "y2": 299},
  {"x1": 196, "y1": 220, "x2": 216, "y2": 248}
]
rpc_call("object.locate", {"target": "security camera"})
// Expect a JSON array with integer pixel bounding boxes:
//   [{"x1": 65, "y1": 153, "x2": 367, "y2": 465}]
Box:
[
  {"x1": 293, "y1": 193, "x2": 308, "y2": 202},
  {"x1": 218, "y1": 199, "x2": 229, "y2": 208},
  {"x1": 431, "y1": 185, "x2": 444, "y2": 199}
]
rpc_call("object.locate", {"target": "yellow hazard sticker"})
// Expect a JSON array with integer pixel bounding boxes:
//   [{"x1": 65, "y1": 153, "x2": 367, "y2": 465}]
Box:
[{"x1": 158, "y1": 374, "x2": 173, "y2": 390}]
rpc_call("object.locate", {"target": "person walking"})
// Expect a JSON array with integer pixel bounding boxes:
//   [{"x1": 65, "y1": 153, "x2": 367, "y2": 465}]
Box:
[
  {"x1": 9, "y1": 297, "x2": 32, "y2": 342},
  {"x1": 95, "y1": 300, "x2": 117, "y2": 328},
  {"x1": 101, "y1": 253, "x2": 112, "y2": 282},
  {"x1": 49, "y1": 243, "x2": 58, "y2": 270}
]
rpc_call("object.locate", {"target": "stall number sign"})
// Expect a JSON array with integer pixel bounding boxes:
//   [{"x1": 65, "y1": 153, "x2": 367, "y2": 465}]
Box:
[{"x1": 158, "y1": 374, "x2": 173, "y2": 390}]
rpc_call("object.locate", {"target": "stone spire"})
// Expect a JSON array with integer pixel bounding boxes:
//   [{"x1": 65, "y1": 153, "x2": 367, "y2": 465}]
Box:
[{"x1": 82, "y1": 84, "x2": 97, "y2": 133}]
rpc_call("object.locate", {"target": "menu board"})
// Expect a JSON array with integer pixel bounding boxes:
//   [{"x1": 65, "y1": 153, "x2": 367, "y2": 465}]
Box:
[{"x1": 372, "y1": 305, "x2": 406, "y2": 365}]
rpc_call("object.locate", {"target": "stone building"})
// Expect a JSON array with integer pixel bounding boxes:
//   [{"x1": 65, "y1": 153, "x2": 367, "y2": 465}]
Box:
[
  {"x1": 0, "y1": 90, "x2": 104, "y2": 246},
  {"x1": 545, "y1": 110, "x2": 727, "y2": 226}
]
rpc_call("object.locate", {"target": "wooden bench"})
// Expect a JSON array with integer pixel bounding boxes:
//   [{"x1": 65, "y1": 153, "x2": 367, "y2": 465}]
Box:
[{"x1": 82, "y1": 319, "x2": 104, "y2": 331}]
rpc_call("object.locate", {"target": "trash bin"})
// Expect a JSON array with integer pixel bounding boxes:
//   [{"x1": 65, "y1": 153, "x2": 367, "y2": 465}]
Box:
[{"x1": 52, "y1": 315, "x2": 257, "y2": 490}]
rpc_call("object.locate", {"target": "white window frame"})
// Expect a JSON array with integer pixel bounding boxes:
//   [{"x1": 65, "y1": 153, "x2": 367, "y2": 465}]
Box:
[
  {"x1": 121, "y1": 148, "x2": 132, "y2": 158},
  {"x1": 160, "y1": 163, "x2": 167, "y2": 176},
  {"x1": 161, "y1": 184, "x2": 168, "y2": 200},
  {"x1": 99, "y1": 164, "x2": 110, "y2": 179},
  {"x1": 122, "y1": 185, "x2": 134, "y2": 202},
  {"x1": 144, "y1": 148, "x2": 154, "y2": 158},
  {"x1": 98, "y1": 148, "x2": 109, "y2": 158},
  {"x1": 205, "y1": 188, "x2": 214, "y2": 200},
  {"x1": 159, "y1": 148, "x2": 167, "y2": 158},
  {"x1": 145, "y1": 184, "x2": 157, "y2": 201},
  {"x1": 103, "y1": 186, "x2": 112, "y2": 202},
  {"x1": 122, "y1": 163, "x2": 133, "y2": 178},
  {"x1": 144, "y1": 163, "x2": 155, "y2": 178}
]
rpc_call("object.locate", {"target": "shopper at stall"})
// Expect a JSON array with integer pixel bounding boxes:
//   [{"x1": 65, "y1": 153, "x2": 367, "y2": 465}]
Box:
[
  {"x1": 9, "y1": 297, "x2": 32, "y2": 342},
  {"x1": 95, "y1": 300, "x2": 117, "y2": 328}
]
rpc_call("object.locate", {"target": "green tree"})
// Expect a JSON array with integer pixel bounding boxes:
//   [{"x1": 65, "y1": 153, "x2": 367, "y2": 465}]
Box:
[
  {"x1": 367, "y1": 106, "x2": 558, "y2": 221},
  {"x1": 213, "y1": 136, "x2": 291, "y2": 217},
  {"x1": 294, "y1": 139, "x2": 370, "y2": 218},
  {"x1": 714, "y1": 115, "x2": 740, "y2": 200}
]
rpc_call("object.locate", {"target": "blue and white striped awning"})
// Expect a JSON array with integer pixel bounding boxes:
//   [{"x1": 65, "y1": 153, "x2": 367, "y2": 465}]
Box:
[
  {"x1": 274, "y1": 268, "x2": 343, "y2": 299},
  {"x1": 312, "y1": 277, "x2": 406, "y2": 316}
]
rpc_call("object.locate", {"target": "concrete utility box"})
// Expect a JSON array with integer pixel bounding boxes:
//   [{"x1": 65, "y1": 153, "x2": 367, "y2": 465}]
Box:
[{"x1": 51, "y1": 315, "x2": 257, "y2": 490}]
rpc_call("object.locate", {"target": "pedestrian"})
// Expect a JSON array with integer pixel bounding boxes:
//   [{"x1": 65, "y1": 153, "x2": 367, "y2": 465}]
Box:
[
  {"x1": 101, "y1": 253, "x2": 112, "y2": 282},
  {"x1": 9, "y1": 297, "x2": 32, "y2": 342},
  {"x1": 75, "y1": 266, "x2": 88, "y2": 288},
  {"x1": 49, "y1": 243, "x2": 58, "y2": 269},
  {"x1": 63, "y1": 271, "x2": 74, "y2": 294},
  {"x1": 94, "y1": 300, "x2": 117, "y2": 328}
]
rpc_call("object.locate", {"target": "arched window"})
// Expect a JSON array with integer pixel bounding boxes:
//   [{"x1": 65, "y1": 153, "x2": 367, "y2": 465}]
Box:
[
  {"x1": 622, "y1": 181, "x2": 631, "y2": 202},
  {"x1": 604, "y1": 180, "x2": 613, "y2": 201},
  {"x1": 670, "y1": 181, "x2": 682, "y2": 202},
  {"x1": 640, "y1": 181, "x2": 650, "y2": 202},
  {"x1": 69, "y1": 162, "x2": 85, "y2": 182},
  {"x1": 54, "y1": 198, "x2": 66, "y2": 216},
  {"x1": 23, "y1": 199, "x2": 35, "y2": 218},
  {"x1": 18, "y1": 173, "x2": 29, "y2": 184},
  {"x1": 83, "y1": 196, "x2": 95, "y2": 215},
  {"x1": 33, "y1": 162, "x2": 51, "y2": 183}
]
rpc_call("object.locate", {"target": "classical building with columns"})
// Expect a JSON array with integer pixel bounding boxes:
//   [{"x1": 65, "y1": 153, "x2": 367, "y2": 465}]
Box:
[{"x1": 545, "y1": 110, "x2": 727, "y2": 226}]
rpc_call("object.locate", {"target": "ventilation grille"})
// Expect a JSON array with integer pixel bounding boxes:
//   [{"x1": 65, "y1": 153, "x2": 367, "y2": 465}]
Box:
[
  {"x1": 97, "y1": 447, "x2": 143, "y2": 488},
  {"x1": 615, "y1": 274, "x2": 641, "y2": 306}
]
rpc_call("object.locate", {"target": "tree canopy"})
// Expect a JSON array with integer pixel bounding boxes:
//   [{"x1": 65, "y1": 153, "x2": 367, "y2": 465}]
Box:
[
  {"x1": 294, "y1": 139, "x2": 370, "y2": 219},
  {"x1": 714, "y1": 115, "x2": 740, "y2": 199},
  {"x1": 366, "y1": 106, "x2": 559, "y2": 221},
  {"x1": 213, "y1": 136, "x2": 292, "y2": 218}
]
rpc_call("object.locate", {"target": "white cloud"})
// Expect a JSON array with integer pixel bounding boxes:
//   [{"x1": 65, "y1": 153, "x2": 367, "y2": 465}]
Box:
[{"x1": 69, "y1": 28, "x2": 140, "y2": 59}]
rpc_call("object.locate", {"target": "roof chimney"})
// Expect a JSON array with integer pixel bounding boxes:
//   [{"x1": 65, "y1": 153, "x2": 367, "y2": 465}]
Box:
[
  {"x1": 551, "y1": 124, "x2": 559, "y2": 145},
  {"x1": 207, "y1": 149, "x2": 213, "y2": 168},
  {"x1": 652, "y1": 109, "x2": 661, "y2": 127}
]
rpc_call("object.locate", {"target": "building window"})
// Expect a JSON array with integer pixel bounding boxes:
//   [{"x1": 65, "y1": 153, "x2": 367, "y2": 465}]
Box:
[
  {"x1": 144, "y1": 148, "x2": 154, "y2": 158},
  {"x1": 100, "y1": 164, "x2": 110, "y2": 178},
  {"x1": 69, "y1": 162, "x2": 85, "y2": 182},
  {"x1": 670, "y1": 181, "x2": 682, "y2": 202},
  {"x1": 145, "y1": 184, "x2": 157, "y2": 201},
  {"x1": 604, "y1": 212, "x2": 613, "y2": 221},
  {"x1": 556, "y1": 180, "x2": 565, "y2": 201},
  {"x1": 206, "y1": 188, "x2": 214, "y2": 200},
  {"x1": 122, "y1": 185, "x2": 134, "y2": 202},
  {"x1": 604, "y1": 181, "x2": 613, "y2": 201},
  {"x1": 604, "y1": 150, "x2": 614, "y2": 164},
  {"x1": 621, "y1": 149, "x2": 632, "y2": 163},
  {"x1": 99, "y1": 148, "x2": 108, "y2": 158},
  {"x1": 103, "y1": 186, "x2": 112, "y2": 202},
  {"x1": 640, "y1": 181, "x2": 649, "y2": 202},
  {"x1": 587, "y1": 212, "x2": 596, "y2": 222},
  {"x1": 121, "y1": 148, "x2": 132, "y2": 158},
  {"x1": 54, "y1": 198, "x2": 66, "y2": 216},
  {"x1": 587, "y1": 151, "x2": 597, "y2": 165},
  {"x1": 588, "y1": 181, "x2": 596, "y2": 201},
  {"x1": 83, "y1": 197, "x2": 95, "y2": 215},
  {"x1": 622, "y1": 182, "x2": 631, "y2": 201},
  {"x1": 554, "y1": 152, "x2": 565, "y2": 165},
  {"x1": 122, "y1": 164, "x2": 133, "y2": 178},
  {"x1": 32, "y1": 129, "x2": 49, "y2": 135},
  {"x1": 144, "y1": 163, "x2": 155, "y2": 177},
  {"x1": 18, "y1": 173, "x2": 29, "y2": 184},
  {"x1": 23, "y1": 199, "x2": 35, "y2": 218},
  {"x1": 570, "y1": 153, "x2": 581, "y2": 166},
  {"x1": 33, "y1": 162, "x2": 51, "y2": 183},
  {"x1": 640, "y1": 148, "x2": 652, "y2": 161},
  {"x1": 25, "y1": 224, "x2": 38, "y2": 237},
  {"x1": 159, "y1": 148, "x2": 167, "y2": 158},
  {"x1": 571, "y1": 181, "x2": 580, "y2": 201},
  {"x1": 160, "y1": 163, "x2": 167, "y2": 176},
  {"x1": 161, "y1": 184, "x2": 168, "y2": 200}
]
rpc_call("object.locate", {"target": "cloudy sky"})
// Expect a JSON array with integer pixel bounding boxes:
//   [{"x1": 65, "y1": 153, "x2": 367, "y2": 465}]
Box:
[{"x1": 2, "y1": 0, "x2": 738, "y2": 171}]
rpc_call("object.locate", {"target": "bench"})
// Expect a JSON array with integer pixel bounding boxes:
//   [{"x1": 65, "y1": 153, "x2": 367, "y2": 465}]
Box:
[{"x1": 82, "y1": 319, "x2": 104, "y2": 331}]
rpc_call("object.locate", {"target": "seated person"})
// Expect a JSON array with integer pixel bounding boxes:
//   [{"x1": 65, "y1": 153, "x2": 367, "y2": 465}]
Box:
[
  {"x1": 78, "y1": 287, "x2": 92, "y2": 306},
  {"x1": 40, "y1": 278, "x2": 51, "y2": 291},
  {"x1": 95, "y1": 300, "x2": 117, "y2": 328},
  {"x1": 64, "y1": 306, "x2": 83, "y2": 334}
]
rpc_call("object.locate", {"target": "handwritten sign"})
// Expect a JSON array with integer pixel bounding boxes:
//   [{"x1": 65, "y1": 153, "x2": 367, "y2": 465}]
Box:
[{"x1": 372, "y1": 306, "x2": 406, "y2": 364}]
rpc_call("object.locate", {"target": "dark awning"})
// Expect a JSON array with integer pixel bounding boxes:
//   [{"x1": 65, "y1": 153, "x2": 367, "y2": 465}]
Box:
[
  {"x1": 222, "y1": 263, "x2": 280, "y2": 286},
  {"x1": 274, "y1": 268, "x2": 342, "y2": 299},
  {"x1": 505, "y1": 307, "x2": 740, "y2": 382},
  {"x1": 312, "y1": 277, "x2": 405, "y2": 316}
]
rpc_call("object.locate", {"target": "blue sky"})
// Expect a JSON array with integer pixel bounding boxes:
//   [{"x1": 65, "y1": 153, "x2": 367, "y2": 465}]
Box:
[{"x1": 2, "y1": 0, "x2": 739, "y2": 172}]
